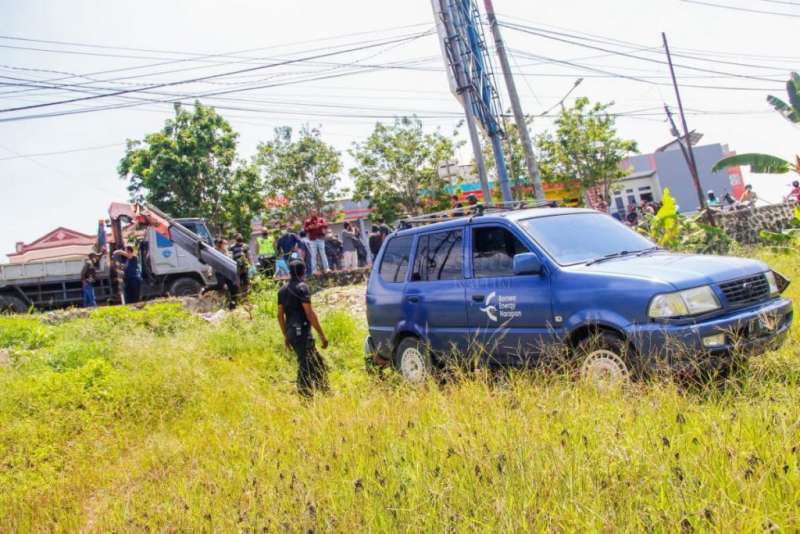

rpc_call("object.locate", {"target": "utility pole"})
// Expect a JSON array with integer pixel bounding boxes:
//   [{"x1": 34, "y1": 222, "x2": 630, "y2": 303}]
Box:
[
  {"x1": 437, "y1": 0, "x2": 493, "y2": 205},
  {"x1": 484, "y1": 0, "x2": 544, "y2": 201},
  {"x1": 662, "y1": 32, "x2": 706, "y2": 212},
  {"x1": 663, "y1": 105, "x2": 695, "y2": 182}
]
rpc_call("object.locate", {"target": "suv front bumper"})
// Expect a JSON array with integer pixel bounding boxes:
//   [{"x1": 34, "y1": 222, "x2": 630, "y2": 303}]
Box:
[{"x1": 627, "y1": 298, "x2": 793, "y2": 371}]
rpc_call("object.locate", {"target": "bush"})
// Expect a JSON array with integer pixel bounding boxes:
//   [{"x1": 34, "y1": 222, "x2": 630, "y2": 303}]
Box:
[{"x1": 643, "y1": 188, "x2": 731, "y2": 254}]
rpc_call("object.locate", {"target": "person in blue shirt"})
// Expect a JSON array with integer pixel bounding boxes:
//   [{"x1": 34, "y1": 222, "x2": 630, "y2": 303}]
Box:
[
  {"x1": 275, "y1": 224, "x2": 301, "y2": 278},
  {"x1": 113, "y1": 245, "x2": 142, "y2": 304}
]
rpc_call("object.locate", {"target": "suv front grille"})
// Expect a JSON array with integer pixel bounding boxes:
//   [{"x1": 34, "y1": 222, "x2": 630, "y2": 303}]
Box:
[{"x1": 719, "y1": 274, "x2": 770, "y2": 307}]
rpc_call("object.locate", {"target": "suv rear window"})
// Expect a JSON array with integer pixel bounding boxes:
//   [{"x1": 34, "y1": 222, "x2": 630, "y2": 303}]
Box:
[
  {"x1": 472, "y1": 226, "x2": 529, "y2": 278},
  {"x1": 379, "y1": 235, "x2": 412, "y2": 283},
  {"x1": 411, "y1": 230, "x2": 463, "y2": 282}
]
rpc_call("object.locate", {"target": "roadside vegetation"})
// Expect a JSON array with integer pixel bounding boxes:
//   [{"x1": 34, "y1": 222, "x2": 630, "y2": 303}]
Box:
[{"x1": 1, "y1": 248, "x2": 799, "y2": 532}]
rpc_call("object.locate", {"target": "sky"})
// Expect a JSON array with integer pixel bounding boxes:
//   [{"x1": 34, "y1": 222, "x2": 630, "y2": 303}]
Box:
[{"x1": 1, "y1": 0, "x2": 798, "y2": 262}]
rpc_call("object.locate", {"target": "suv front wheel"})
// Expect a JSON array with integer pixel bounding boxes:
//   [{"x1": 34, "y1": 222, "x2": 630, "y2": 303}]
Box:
[
  {"x1": 395, "y1": 337, "x2": 432, "y2": 385},
  {"x1": 576, "y1": 332, "x2": 631, "y2": 387}
]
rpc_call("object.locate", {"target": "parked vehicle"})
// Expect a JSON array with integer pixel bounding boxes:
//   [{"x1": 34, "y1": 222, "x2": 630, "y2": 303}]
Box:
[
  {"x1": 364, "y1": 205, "x2": 793, "y2": 384},
  {"x1": 0, "y1": 203, "x2": 238, "y2": 312}
]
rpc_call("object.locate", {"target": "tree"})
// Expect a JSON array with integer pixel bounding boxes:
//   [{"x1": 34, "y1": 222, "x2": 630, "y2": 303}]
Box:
[
  {"x1": 535, "y1": 97, "x2": 638, "y2": 204},
  {"x1": 118, "y1": 102, "x2": 263, "y2": 238},
  {"x1": 254, "y1": 126, "x2": 342, "y2": 223},
  {"x1": 712, "y1": 72, "x2": 799, "y2": 176},
  {"x1": 350, "y1": 116, "x2": 460, "y2": 222}
]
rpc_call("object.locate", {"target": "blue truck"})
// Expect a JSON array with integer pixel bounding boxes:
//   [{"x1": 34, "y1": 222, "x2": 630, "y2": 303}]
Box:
[{"x1": 364, "y1": 206, "x2": 793, "y2": 384}]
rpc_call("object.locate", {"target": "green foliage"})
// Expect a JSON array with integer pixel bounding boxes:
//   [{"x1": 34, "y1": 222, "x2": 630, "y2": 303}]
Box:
[
  {"x1": 255, "y1": 126, "x2": 342, "y2": 222},
  {"x1": 712, "y1": 72, "x2": 799, "y2": 176},
  {"x1": 350, "y1": 116, "x2": 460, "y2": 222},
  {"x1": 0, "y1": 316, "x2": 51, "y2": 351},
  {"x1": 645, "y1": 188, "x2": 731, "y2": 254},
  {"x1": 536, "y1": 97, "x2": 637, "y2": 203},
  {"x1": 118, "y1": 102, "x2": 264, "y2": 238},
  {"x1": 712, "y1": 153, "x2": 792, "y2": 174},
  {"x1": 767, "y1": 72, "x2": 800, "y2": 124},
  {"x1": 1, "y1": 254, "x2": 799, "y2": 530}
]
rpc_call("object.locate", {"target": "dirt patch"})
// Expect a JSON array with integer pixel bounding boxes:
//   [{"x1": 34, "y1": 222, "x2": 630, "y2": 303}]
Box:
[
  {"x1": 315, "y1": 284, "x2": 367, "y2": 320},
  {"x1": 0, "y1": 349, "x2": 10, "y2": 367},
  {"x1": 39, "y1": 308, "x2": 90, "y2": 325}
]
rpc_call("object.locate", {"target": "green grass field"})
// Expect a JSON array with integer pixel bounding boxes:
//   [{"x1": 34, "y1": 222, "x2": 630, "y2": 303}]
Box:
[{"x1": 1, "y1": 249, "x2": 799, "y2": 532}]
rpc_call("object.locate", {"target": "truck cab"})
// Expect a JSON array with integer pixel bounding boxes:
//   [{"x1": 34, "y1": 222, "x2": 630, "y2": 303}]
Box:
[{"x1": 365, "y1": 207, "x2": 793, "y2": 384}]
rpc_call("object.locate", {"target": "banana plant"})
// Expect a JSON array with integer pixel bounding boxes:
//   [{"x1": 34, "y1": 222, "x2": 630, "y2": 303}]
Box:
[{"x1": 712, "y1": 72, "x2": 799, "y2": 175}]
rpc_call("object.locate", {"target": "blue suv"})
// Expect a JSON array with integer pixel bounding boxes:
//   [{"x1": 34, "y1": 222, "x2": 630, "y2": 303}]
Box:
[{"x1": 364, "y1": 207, "x2": 793, "y2": 384}]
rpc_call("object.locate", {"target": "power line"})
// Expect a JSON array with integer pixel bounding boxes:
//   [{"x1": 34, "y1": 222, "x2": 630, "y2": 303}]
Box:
[
  {"x1": 496, "y1": 11, "x2": 800, "y2": 62},
  {"x1": 681, "y1": 0, "x2": 800, "y2": 17},
  {"x1": 509, "y1": 48, "x2": 777, "y2": 91},
  {"x1": 499, "y1": 21, "x2": 785, "y2": 83},
  {"x1": 0, "y1": 23, "x2": 434, "y2": 99},
  {"x1": 0, "y1": 142, "x2": 122, "y2": 161},
  {"x1": 0, "y1": 30, "x2": 433, "y2": 113}
]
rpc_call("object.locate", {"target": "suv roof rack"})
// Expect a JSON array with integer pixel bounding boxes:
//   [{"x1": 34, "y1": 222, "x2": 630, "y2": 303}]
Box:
[{"x1": 398, "y1": 199, "x2": 559, "y2": 229}]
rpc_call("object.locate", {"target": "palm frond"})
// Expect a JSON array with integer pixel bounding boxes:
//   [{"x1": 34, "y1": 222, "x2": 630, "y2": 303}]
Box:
[{"x1": 712, "y1": 153, "x2": 791, "y2": 174}]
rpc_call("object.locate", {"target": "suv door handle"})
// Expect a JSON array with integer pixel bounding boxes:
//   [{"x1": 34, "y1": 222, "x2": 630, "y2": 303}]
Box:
[
  {"x1": 407, "y1": 296, "x2": 420, "y2": 303},
  {"x1": 472, "y1": 294, "x2": 485, "y2": 302}
]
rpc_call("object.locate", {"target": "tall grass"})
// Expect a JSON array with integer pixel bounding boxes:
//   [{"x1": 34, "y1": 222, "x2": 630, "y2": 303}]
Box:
[{"x1": 0, "y1": 251, "x2": 798, "y2": 532}]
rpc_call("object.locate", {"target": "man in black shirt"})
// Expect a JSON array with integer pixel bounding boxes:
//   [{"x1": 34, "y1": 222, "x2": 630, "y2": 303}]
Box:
[
  {"x1": 377, "y1": 217, "x2": 392, "y2": 239},
  {"x1": 368, "y1": 225, "x2": 383, "y2": 261},
  {"x1": 277, "y1": 261, "x2": 330, "y2": 397}
]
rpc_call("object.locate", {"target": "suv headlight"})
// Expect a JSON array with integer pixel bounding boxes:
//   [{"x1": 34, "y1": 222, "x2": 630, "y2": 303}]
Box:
[
  {"x1": 765, "y1": 271, "x2": 779, "y2": 296},
  {"x1": 649, "y1": 286, "x2": 720, "y2": 318}
]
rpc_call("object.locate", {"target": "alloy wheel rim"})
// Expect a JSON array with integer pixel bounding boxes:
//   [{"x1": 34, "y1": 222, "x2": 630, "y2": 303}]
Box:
[
  {"x1": 400, "y1": 347, "x2": 426, "y2": 384},
  {"x1": 580, "y1": 349, "x2": 630, "y2": 386}
]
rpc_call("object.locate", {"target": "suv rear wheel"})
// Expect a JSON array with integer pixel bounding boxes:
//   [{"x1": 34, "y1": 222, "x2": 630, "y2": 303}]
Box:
[
  {"x1": 576, "y1": 332, "x2": 631, "y2": 387},
  {"x1": 395, "y1": 337, "x2": 432, "y2": 385}
]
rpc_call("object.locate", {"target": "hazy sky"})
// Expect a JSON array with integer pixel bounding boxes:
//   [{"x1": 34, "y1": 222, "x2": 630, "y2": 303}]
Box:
[{"x1": 1, "y1": 0, "x2": 798, "y2": 261}]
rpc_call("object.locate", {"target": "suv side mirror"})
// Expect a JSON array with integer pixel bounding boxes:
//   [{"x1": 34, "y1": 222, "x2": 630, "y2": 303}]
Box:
[{"x1": 513, "y1": 252, "x2": 542, "y2": 276}]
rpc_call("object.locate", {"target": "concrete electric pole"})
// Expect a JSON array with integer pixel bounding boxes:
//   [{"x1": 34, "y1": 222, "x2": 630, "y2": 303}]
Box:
[
  {"x1": 483, "y1": 0, "x2": 545, "y2": 201},
  {"x1": 437, "y1": 0, "x2": 493, "y2": 205}
]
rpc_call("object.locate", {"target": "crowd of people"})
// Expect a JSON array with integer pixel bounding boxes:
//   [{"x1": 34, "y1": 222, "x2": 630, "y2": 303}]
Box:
[{"x1": 261, "y1": 209, "x2": 393, "y2": 279}]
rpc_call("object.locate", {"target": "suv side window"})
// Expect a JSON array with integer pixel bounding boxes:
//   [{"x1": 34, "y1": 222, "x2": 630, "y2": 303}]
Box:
[
  {"x1": 472, "y1": 226, "x2": 530, "y2": 278},
  {"x1": 411, "y1": 230, "x2": 463, "y2": 282},
  {"x1": 379, "y1": 235, "x2": 413, "y2": 283}
]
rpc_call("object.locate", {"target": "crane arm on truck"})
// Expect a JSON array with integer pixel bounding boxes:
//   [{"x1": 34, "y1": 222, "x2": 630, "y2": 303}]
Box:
[{"x1": 129, "y1": 203, "x2": 240, "y2": 288}]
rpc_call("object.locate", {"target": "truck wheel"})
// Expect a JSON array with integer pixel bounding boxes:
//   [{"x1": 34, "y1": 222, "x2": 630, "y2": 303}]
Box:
[
  {"x1": 0, "y1": 295, "x2": 28, "y2": 314},
  {"x1": 576, "y1": 332, "x2": 631, "y2": 387},
  {"x1": 395, "y1": 337, "x2": 432, "y2": 385},
  {"x1": 168, "y1": 277, "x2": 203, "y2": 297}
]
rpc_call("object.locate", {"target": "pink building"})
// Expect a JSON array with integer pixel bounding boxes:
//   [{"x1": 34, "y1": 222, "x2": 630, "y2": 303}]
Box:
[{"x1": 7, "y1": 227, "x2": 98, "y2": 264}]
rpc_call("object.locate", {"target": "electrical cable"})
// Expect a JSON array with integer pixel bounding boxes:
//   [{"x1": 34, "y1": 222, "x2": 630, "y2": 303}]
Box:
[
  {"x1": 499, "y1": 21, "x2": 785, "y2": 83},
  {"x1": 680, "y1": 0, "x2": 800, "y2": 17},
  {"x1": 0, "y1": 30, "x2": 433, "y2": 113}
]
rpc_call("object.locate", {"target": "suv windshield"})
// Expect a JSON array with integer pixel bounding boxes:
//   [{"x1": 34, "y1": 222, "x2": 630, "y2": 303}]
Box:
[{"x1": 519, "y1": 213, "x2": 655, "y2": 265}]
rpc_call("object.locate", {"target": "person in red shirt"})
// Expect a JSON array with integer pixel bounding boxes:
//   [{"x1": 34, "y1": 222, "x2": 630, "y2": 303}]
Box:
[
  {"x1": 787, "y1": 180, "x2": 800, "y2": 203},
  {"x1": 303, "y1": 209, "x2": 330, "y2": 274}
]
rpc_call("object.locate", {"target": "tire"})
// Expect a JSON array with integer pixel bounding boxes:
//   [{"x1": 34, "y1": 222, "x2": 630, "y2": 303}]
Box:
[
  {"x1": 168, "y1": 277, "x2": 203, "y2": 297},
  {"x1": 0, "y1": 294, "x2": 28, "y2": 314},
  {"x1": 394, "y1": 336, "x2": 433, "y2": 385},
  {"x1": 575, "y1": 332, "x2": 632, "y2": 387}
]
